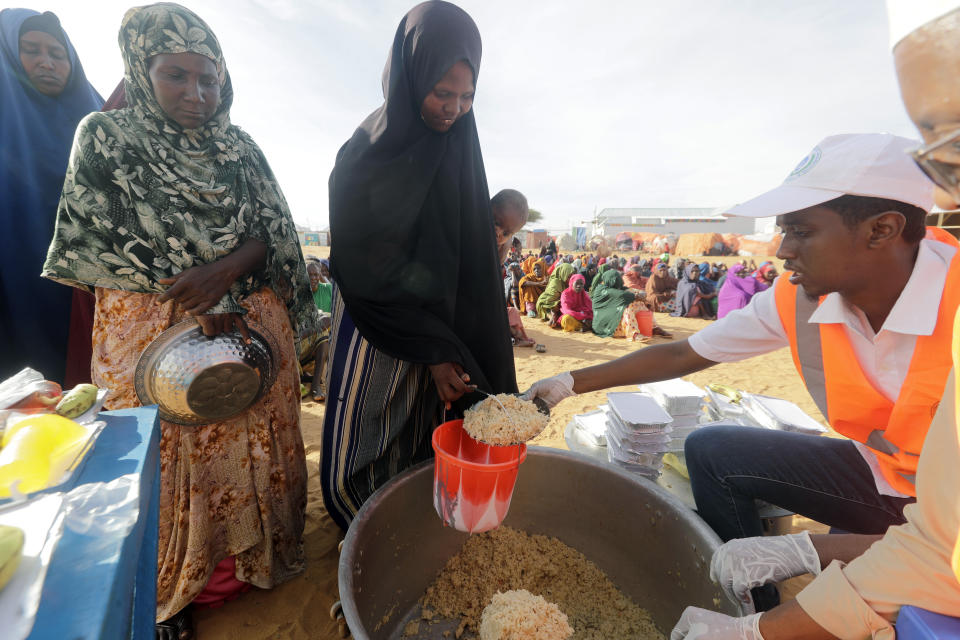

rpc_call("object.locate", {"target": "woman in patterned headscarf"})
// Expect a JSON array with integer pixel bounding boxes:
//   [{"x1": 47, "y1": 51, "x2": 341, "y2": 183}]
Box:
[{"x1": 42, "y1": 4, "x2": 318, "y2": 637}]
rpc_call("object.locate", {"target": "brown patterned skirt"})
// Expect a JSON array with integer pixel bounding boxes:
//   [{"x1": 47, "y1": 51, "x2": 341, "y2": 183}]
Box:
[{"x1": 92, "y1": 287, "x2": 307, "y2": 621}]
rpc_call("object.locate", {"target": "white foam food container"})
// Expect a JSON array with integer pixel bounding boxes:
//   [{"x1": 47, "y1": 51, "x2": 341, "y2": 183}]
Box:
[
  {"x1": 667, "y1": 413, "x2": 702, "y2": 429},
  {"x1": 605, "y1": 445, "x2": 662, "y2": 479},
  {"x1": 606, "y1": 392, "x2": 673, "y2": 429},
  {"x1": 639, "y1": 378, "x2": 705, "y2": 415},
  {"x1": 669, "y1": 424, "x2": 703, "y2": 439},
  {"x1": 606, "y1": 419, "x2": 672, "y2": 448},
  {"x1": 605, "y1": 408, "x2": 672, "y2": 435},
  {"x1": 573, "y1": 410, "x2": 609, "y2": 447},
  {"x1": 704, "y1": 387, "x2": 750, "y2": 420},
  {"x1": 606, "y1": 432, "x2": 667, "y2": 467},
  {"x1": 743, "y1": 394, "x2": 828, "y2": 435}
]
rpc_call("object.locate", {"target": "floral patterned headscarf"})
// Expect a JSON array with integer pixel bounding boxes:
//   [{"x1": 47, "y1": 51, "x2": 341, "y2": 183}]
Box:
[{"x1": 43, "y1": 3, "x2": 319, "y2": 351}]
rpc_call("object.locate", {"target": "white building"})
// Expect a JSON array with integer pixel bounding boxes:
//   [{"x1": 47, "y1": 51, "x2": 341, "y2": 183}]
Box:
[{"x1": 592, "y1": 207, "x2": 760, "y2": 238}]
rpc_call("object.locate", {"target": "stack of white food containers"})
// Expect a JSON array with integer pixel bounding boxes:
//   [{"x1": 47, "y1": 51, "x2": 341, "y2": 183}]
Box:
[
  {"x1": 571, "y1": 408, "x2": 608, "y2": 447},
  {"x1": 605, "y1": 392, "x2": 673, "y2": 480},
  {"x1": 639, "y1": 378, "x2": 706, "y2": 459}
]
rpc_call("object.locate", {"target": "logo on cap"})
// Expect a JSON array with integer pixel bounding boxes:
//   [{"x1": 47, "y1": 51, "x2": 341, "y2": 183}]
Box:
[{"x1": 786, "y1": 146, "x2": 822, "y2": 181}]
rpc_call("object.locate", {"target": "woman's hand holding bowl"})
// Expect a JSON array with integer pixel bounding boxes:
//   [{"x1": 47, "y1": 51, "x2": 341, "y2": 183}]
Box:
[
  {"x1": 195, "y1": 313, "x2": 251, "y2": 341},
  {"x1": 157, "y1": 260, "x2": 236, "y2": 315}
]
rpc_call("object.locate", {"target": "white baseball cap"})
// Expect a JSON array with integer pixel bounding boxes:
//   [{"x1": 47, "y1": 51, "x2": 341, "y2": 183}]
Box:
[{"x1": 724, "y1": 133, "x2": 935, "y2": 218}]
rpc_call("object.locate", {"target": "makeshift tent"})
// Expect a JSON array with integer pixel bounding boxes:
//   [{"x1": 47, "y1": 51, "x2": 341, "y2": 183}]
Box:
[
  {"x1": 673, "y1": 232, "x2": 724, "y2": 257},
  {"x1": 559, "y1": 233, "x2": 577, "y2": 250},
  {"x1": 629, "y1": 231, "x2": 661, "y2": 251},
  {"x1": 722, "y1": 233, "x2": 742, "y2": 254},
  {"x1": 737, "y1": 233, "x2": 783, "y2": 256},
  {"x1": 614, "y1": 231, "x2": 634, "y2": 250},
  {"x1": 525, "y1": 229, "x2": 548, "y2": 249}
]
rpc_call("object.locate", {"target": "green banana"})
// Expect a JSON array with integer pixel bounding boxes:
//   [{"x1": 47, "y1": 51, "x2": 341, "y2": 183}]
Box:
[
  {"x1": 0, "y1": 525, "x2": 24, "y2": 592},
  {"x1": 55, "y1": 384, "x2": 100, "y2": 419},
  {"x1": 707, "y1": 383, "x2": 743, "y2": 404}
]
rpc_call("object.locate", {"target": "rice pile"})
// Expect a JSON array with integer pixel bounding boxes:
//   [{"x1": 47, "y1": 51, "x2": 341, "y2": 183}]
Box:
[
  {"x1": 421, "y1": 526, "x2": 664, "y2": 639},
  {"x1": 463, "y1": 395, "x2": 548, "y2": 445},
  {"x1": 479, "y1": 590, "x2": 573, "y2": 640}
]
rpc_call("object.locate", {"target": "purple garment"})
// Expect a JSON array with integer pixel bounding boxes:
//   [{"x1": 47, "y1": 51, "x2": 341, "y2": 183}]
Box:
[{"x1": 717, "y1": 264, "x2": 768, "y2": 319}]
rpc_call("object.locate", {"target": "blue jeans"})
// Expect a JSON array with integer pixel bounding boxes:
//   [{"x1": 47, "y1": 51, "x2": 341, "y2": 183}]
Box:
[
  {"x1": 685, "y1": 425, "x2": 915, "y2": 542},
  {"x1": 685, "y1": 425, "x2": 916, "y2": 611}
]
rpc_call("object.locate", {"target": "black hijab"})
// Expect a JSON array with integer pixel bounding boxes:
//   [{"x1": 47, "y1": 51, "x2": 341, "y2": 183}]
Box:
[{"x1": 329, "y1": 1, "x2": 516, "y2": 395}]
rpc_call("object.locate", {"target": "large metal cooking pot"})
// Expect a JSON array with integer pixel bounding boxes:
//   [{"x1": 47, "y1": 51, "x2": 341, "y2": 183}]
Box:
[{"x1": 339, "y1": 447, "x2": 741, "y2": 639}]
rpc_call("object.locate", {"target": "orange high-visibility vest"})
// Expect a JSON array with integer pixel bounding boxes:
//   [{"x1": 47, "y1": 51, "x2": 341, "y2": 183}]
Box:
[
  {"x1": 952, "y1": 308, "x2": 960, "y2": 582},
  {"x1": 774, "y1": 227, "x2": 960, "y2": 497}
]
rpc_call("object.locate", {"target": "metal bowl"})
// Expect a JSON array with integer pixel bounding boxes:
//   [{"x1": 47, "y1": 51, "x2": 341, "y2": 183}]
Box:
[
  {"x1": 134, "y1": 319, "x2": 280, "y2": 425},
  {"x1": 339, "y1": 447, "x2": 741, "y2": 639}
]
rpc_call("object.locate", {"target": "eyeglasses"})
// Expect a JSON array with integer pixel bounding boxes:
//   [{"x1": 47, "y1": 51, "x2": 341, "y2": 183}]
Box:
[{"x1": 910, "y1": 127, "x2": 960, "y2": 202}]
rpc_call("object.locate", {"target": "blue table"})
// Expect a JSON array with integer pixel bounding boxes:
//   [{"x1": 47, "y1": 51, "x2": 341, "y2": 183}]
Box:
[
  {"x1": 27, "y1": 406, "x2": 161, "y2": 640},
  {"x1": 898, "y1": 606, "x2": 960, "y2": 639}
]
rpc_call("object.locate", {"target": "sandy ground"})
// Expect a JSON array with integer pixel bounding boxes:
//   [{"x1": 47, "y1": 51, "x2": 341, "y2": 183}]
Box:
[{"x1": 194, "y1": 251, "x2": 827, "y2": 638}]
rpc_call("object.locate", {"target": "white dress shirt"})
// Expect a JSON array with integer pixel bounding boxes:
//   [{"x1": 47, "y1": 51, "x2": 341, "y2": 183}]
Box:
[{"x1": 687, "y1": 238, "x2": 956, "y2": 497}]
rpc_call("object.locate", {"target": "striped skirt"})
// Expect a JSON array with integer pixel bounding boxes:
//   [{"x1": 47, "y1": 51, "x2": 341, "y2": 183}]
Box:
[{"x1": 320, "y1": 289, "x2": 442, "y2": 531}]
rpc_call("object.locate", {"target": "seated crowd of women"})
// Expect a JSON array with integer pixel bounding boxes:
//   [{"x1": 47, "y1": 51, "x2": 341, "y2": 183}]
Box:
[{"x1": 504, "y1": 251, "x2": 778, "y2": 336}]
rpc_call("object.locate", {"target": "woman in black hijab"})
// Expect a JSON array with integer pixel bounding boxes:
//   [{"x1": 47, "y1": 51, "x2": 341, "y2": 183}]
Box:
[{"x1": 321, "y1": 1, "x2": 517, "y2": 530}]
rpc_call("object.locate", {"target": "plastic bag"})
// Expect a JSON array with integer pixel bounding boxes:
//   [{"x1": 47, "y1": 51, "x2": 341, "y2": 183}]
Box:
[
  {"x1": 0, "y1": 368, "x2": 61, "y2": 412},
  {"x1": 63, "y1": 473, "x2": 140, "y2": 538}
]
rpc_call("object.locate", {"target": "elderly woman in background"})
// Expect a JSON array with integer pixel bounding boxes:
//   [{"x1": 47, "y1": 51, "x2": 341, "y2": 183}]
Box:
[
  {"x1": 504, "y1": 261, "x2": 524, "y2": 308},
  {"x1": 535, "y1": 261, "x2": 575, "y2": 322},
  {"x1": 622, "y1": 264, "x2": 647, "y2": 290},
  {"x1": 672, "y1": 263, "x2": 717, "y2": 319},
  {"x1": 755, "y1": 262, "x2": 778, "y2": 288},
  {"x1": 644, "y1": 262, "x2": 678, "y2": 312},
  {"x1": 717, "y1": 263, "x2": 767, "y2": 319},
  {"x1": 42, "y1": 5, "x2": 318, "y2": 637},
  {"x1": 518, "y1": 259, "x2": 547, "y2": 317},
  {"x1": 0, "y1": 9, "x2": 102, "y2": 384},
  {"x1": 558, "y1": 273, "x2": 593, "y2": 332}
]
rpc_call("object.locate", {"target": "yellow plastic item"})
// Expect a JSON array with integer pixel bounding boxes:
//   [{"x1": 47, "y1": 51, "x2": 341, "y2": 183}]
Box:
[
  {"x1": 2, "y1": 413, "x2": 85, "y2": 449},
  {"x1": 0, "y1": 414, "x2": 88, "y2": 497},
  {"x1": 663, "y1": 453, "x2": 689, "y2": 479},
  {"x1": 707, "y1": 383, "x2": 743, "y2": 405}
]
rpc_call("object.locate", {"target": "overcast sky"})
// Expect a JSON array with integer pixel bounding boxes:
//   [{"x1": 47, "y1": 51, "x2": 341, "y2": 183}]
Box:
[{"x1": 41, "y1": 0, "x2": 915, "y2": 231}]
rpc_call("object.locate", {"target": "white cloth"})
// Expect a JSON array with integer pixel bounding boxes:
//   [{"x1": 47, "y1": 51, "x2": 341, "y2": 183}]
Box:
[{"x1": 688, "y1": 237, "x2": 956, "y2": 497}]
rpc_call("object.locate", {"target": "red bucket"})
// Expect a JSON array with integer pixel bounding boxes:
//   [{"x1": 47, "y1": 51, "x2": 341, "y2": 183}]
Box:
[
  {"x1": 636, "y1": 309, "x2": 654, "y2": 337},
  {"x1": 432, "y1": 419, "x2": 527, "y2": 533}
]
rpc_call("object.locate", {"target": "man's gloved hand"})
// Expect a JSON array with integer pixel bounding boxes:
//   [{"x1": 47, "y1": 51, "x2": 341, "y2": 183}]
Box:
[
  {"x1": 711, "y1": 531, "x2": 821, "y2": 614},
  {"x1": 520, "y1": 371, "x2": 575, "y2": 408},
  {"x1": 671, "y1": 608, "x2": 764, "y2": 640}
]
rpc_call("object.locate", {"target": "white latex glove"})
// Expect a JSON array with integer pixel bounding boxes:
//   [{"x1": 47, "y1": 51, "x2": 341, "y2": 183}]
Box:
[
  {"x1": 710, "y1": 531, "x2": 821, "y2": 614},
  {"x1": 520, "y1": 371, "x2": 575, "y2": 408},
  {"x1": 671, "y1": 608, "x2": 764, "y2": 640}
]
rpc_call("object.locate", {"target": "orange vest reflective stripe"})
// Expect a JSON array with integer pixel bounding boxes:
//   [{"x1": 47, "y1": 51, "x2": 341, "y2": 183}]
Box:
[
  {"x1": 953, "y1": 308, "x2": 960, "y2": 582},
  {"x1": 774, "y1": 227, "x2": 960, "y2": 497}
]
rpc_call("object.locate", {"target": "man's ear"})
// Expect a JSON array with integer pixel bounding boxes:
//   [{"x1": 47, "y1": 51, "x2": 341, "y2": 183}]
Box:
[{"x1": 866, "y1": 211, "x2": 907, "y2": 248}]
